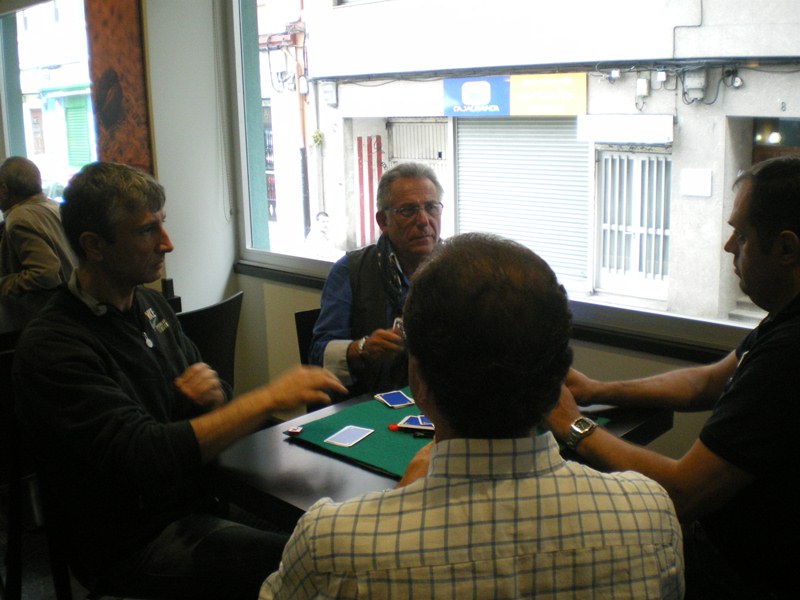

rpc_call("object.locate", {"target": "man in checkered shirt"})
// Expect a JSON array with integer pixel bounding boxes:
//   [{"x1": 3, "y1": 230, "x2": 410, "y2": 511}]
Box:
[{"x1": 261, "y1": 232, "x2": 683, "y2": 599}]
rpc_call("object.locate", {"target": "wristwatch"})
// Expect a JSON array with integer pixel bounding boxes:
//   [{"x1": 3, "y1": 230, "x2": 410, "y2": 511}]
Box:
[
  {"x1": 357, "y1": 336, "x2": 368, "y2": 358},
  {"x1": 565, "y1": 416, "x2": 597, "y2": 450}
]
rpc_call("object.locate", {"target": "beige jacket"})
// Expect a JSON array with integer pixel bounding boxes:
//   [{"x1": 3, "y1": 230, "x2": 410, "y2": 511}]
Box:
[{"x1": 0, "y1": 193, "x2": 77, "y2": 296}]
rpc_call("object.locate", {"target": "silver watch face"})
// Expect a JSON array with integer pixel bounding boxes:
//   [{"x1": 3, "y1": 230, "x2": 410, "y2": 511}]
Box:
[{"x1": 572, "y1": 417, "x2": 594, "y2": 434}]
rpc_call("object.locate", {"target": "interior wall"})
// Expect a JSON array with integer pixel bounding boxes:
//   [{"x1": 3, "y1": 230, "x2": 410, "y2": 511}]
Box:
[
  {"x1": 143, "y1": 0, "x2": 238, "y2": 312},
  {"x1": 235, "y1": 275, "x2": 322, "y2": 418}
]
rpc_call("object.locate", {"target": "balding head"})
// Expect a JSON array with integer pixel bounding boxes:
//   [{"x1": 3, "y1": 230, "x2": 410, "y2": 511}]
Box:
[{"x1": 0, "y1": 156, "x2": 43, "y2": 212}]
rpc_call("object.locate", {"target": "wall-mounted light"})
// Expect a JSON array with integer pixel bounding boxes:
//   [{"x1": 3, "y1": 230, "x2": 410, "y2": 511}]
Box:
[{"x1": 767, "y1": 131, "x2": 782, "y2": 144}]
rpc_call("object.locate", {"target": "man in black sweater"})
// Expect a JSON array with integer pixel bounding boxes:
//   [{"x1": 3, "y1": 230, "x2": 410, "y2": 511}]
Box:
[{"x1": 13, "y1": 161, "x2": 345, "y2": 600}]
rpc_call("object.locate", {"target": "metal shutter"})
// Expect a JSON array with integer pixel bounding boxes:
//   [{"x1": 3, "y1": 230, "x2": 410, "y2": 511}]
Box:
[
  {"x1": 65, "y1": 94, "x2": 91, "y2": 167},
  {"x1": 456, "y1": 117, "x2": 591, "y2": 282}
]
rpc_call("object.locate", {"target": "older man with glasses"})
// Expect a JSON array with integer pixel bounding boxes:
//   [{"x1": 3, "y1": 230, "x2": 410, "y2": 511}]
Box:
[{"x1": 309, "y1": 162, "x2": 444, "y2": 399}]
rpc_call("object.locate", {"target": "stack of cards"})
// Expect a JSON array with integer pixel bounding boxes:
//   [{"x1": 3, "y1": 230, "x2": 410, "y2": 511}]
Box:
[
  {"x1": 396, "y1": 414, "x2": 434, "y2": 432},
  {"x1": 375, "y1": 390, "x2": 414, "y2": 408}
]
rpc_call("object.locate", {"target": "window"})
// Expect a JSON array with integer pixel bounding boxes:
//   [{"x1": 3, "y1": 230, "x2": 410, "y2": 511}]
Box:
[
  {"x1": 232, "y1": 1, "x2": 800, "y2": 352},
  {"x1": 236, "y1": 0, "x2": 328, "y2": 274},
  {"x1": 596, "y1": 149, "x2": 671, "y2": 304},
  {"x1": 1, "y1": 0, "x2": 95, "y2": 197}
]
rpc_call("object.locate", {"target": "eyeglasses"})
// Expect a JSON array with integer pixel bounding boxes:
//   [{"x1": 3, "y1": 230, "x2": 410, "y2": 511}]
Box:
[{"x1": 387, "y1": 202, "x2": 443, "y2": 220}]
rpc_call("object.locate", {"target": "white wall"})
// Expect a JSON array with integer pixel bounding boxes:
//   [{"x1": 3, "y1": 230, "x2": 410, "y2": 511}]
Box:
[
  {"x1": 304, "y1": 0, "x2": 800, "y2": 79},
  {"x1": 304, "y1": 0, "x2": 691, "y2": 78},
  {"x1": 144, "y1": 0, "x2": 239, "y2": 312}
]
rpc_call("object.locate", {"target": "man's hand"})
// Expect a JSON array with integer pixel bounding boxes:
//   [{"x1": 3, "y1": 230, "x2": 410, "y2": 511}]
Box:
[
  {"x1": 542, "y1": 384, "x2": 583, "y2": 442},
  {"x1": 260, "y1": 365, "x2": 347, "y2": 412},
  {"x1": 190, "y1": 365, "x2": 347, "y2": 463},
  {"x1": 175, "y1": 362, "x2": 225, "y2": 409},
  {"x1": 564, "y1": 368, "x2": 601, "y2": 406},
  {"x1": 395, "y1": 441, "x2": 434, "y2": 488},
  {"x1": 359, "y1": 327, "x2": 405, "y2": 364}
]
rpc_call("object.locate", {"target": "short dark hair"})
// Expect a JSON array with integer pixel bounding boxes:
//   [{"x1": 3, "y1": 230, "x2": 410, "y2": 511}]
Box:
[
  {"x1": 61, "y1": 162, "x2": 165, "y2": 260},
  {"x1": 0, "y1": 156, "x2": 43, "y2": 198},
  {"x1": 403, "y1": 232, "x2": 573, "y2": 438},
  {"x1": 735, "y1": 156, "x2": 800, "y2": 251},
  {"x1": 376, "y1": 162, "x2": 444, "y2": 212}
]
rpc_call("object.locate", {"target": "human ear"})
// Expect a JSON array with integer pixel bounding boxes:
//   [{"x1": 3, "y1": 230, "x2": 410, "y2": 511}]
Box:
[
  {"x1": 376, "y1": 209, "x2": 388, "y2": 233},
  {"x1": 79, "y1": 231, "x2": 105, "y2": 262},
  {"x1": 777, "y1": 230, "x2": 800, "y2": 266}
]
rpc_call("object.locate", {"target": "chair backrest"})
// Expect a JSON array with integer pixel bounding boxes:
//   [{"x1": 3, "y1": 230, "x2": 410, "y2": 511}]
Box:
[
  {"x1": 294, "y1": 308, "x2": 321, "y2": 365},
  {"x1": 178, "y1": 291, "x2": 244, "y2": 387}
]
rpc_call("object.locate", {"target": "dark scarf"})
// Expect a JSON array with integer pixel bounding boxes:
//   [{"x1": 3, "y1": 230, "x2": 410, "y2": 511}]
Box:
[{"x1": 376, "y1": 234, "x2": 405, "y2": 317}]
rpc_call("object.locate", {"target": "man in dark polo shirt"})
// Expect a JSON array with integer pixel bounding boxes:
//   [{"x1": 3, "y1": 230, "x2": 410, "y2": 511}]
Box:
[{"x1": 545, "y1": 156, "x2": 800, "y2": 599}]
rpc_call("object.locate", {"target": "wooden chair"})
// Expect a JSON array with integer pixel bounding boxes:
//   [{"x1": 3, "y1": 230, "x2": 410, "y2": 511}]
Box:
[
  {"x1": 294, "y1": 308, "x2": 321, "y2": 365},
  {"x1": 178, "y1": 291, "x2": 244, "y2": 388},
  {"x1": 1, "y1": 349, "x2": 74, "y2": 600}
]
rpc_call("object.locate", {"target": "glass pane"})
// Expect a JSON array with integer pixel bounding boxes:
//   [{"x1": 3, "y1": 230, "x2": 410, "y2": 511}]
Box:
[
  {"x1": 238, "y1": 0, "x2": 343, "y2": 261},
  {"x1": 9, "y1": 0, "x2": 95, "y2": 200}
]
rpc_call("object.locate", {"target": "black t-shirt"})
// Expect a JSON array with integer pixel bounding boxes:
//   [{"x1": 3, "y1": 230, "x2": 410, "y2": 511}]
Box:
[{"x1": 699, "y1": 294, "x2": 800, "y2": 597}]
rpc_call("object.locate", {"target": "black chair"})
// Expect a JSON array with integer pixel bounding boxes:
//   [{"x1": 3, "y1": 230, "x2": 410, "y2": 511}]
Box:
[
  {"x1": 294, "y1": 308, "x2": 321, "y2": 365},
  {"x1": 1, "y1": 350, "x2": 74, "y2": 600},
  {"x1": 177, "y1": 291, "x2": 244, "y2": 388},
  {"x1": 295, "y1": 308, "x2": 335, "y2": 412}
]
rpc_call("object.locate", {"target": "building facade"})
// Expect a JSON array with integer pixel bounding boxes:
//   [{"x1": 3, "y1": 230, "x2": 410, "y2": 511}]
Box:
[{"x1": 253, "y1": 0, "x2": 797, "y2": 326}]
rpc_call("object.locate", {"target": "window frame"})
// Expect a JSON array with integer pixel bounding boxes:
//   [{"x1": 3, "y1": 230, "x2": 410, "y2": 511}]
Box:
[{"x1": 231, "y1": 0, "x2": 331, "y2": 281}]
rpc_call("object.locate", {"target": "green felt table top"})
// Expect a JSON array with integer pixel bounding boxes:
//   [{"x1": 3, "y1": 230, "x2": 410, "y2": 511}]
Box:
[
  {"x1": 284, "y1": 390, "x2": 430, "y2": 478},
  {"x1": 285, "y1": 389, "x2": 609, "y2": 479}
]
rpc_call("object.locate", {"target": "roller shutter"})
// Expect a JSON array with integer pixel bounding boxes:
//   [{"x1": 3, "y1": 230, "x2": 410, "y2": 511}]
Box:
[{"x1": 456, "y1": 117, "x2": 591, "y2": 284}]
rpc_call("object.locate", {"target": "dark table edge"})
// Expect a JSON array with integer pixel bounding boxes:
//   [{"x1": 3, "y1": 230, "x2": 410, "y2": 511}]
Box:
[{"x1": 213, "y1": 399, "x2": 673, "y2": 526}]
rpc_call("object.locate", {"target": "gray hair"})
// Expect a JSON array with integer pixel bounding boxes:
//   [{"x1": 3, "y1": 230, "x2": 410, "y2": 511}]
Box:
[
  {"x1": 61, "y1": 162, "x2": 165, "y2": 260},
  {"x1": 376, "y1": 162, "x2": 444, "y2": 212}
]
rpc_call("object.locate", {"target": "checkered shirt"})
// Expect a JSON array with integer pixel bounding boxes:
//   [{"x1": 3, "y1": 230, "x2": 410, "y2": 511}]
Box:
[{"x1": 261, "y1": 433, "x2": 683, "y2": 599}]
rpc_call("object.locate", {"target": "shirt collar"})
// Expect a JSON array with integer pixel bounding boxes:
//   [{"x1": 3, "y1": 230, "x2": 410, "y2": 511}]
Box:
[
  {"x1": 2, "y1": 192, "x2": 48, "y2": 218},
  {"x1": 67, "y1": 270, "x2": 108, "y2": 316},
  {"x1": 427, "y1": 433, "x2": 565, "y2": 479}
]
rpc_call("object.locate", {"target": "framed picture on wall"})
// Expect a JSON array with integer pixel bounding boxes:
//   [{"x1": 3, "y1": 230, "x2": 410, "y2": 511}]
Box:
[{"x1": 85, "y1": 0, "x2": 154, "y2": 174}]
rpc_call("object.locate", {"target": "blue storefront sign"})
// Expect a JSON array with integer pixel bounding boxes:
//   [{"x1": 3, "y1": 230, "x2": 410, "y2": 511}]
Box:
[{"x1": 443, "y1": 76, "x2": 510, "y2": 117}]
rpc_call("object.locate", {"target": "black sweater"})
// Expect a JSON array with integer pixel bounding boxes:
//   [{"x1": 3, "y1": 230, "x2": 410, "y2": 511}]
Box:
[{"x1": 13, "y1": 285, "x2": 227, "y2": 576}]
